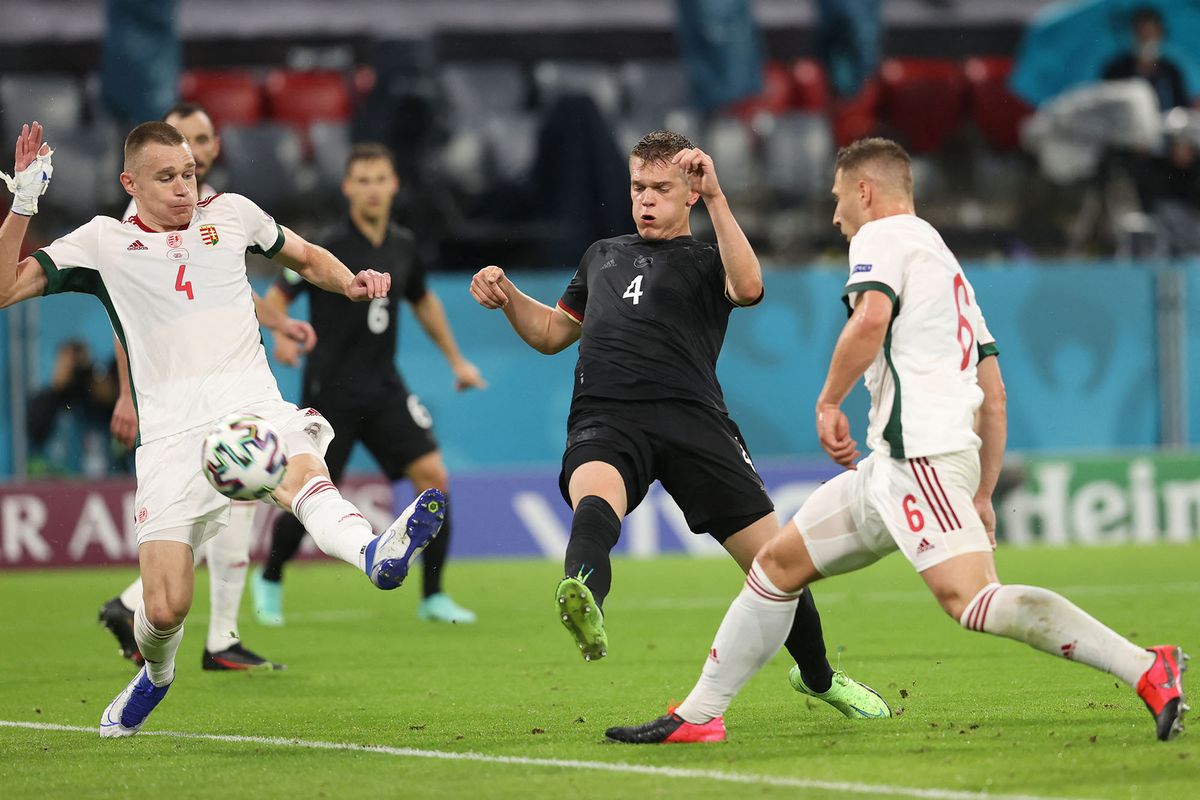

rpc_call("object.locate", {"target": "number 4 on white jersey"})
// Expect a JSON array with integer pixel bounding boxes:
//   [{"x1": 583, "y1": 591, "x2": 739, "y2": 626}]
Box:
[{"x1": 623, "y1": 275, "x2": 644, "y2": 305}]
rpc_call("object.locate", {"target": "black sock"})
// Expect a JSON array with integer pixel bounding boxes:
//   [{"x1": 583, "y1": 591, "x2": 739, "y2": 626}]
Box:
[
  {"x1": 563, "y1": 495, "x2": 622, "y2": 608},
  {"x1": 262, "y1": 513, "x2": 307, "y2": 583},
  {"x1": 782, "y1": 587, "x2": 835, "y2": 693},
  {"x1": 421, "y1": 495, "x2": 451, "y2": 598}
]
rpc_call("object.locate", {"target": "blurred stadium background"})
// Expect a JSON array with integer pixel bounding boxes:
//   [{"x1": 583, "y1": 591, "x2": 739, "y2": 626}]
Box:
[{"x1": 0, "y1": 0, "x2": 1197, "y2": 572}]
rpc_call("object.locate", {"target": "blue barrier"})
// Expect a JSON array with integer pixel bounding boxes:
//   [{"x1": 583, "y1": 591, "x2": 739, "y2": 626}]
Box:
[{"x1": 2, "y1": 261, "x2": 1188, "y2": 478}]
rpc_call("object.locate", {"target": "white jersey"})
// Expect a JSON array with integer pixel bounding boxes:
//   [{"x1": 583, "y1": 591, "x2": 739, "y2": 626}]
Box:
[
  {"x1": 843, "y1": 214, "x2": 998, "y2": 460},
  {"x1": 35, "y1": 193, "x2": 287, "y2": 445},
  {"x1": 123, "y1": 182, "x2": 216, "y2": 221}
]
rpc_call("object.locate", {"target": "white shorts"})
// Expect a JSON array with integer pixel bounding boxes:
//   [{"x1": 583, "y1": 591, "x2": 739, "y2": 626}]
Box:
[
  {"x1": 792, "y1": 449, "x2": 991, "y2": 575},
  {"x1": 134, "y1": 399, "x2": 335, "y2": 549}
]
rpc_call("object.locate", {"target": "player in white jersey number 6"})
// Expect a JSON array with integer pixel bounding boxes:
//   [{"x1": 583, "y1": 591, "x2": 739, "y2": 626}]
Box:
[
  {"x1": 606, "y1": 137, "x2": 1188, "y2": 744},
  {"x1": 0, "y1": 121, "x2": 447, "y2": 738}
]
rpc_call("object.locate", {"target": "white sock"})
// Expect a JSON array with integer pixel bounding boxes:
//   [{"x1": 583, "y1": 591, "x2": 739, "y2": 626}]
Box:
[
  {"x1": 205, "y1": 501, "x2": 256, "y2": 653},
  {"x1": 960, "y1": 583, "x2": 1156, "y2": 687},
  {"x1": 675, "y1": 561, "x2": 802, "y2": 724},
  {"x1": 291, "y1": 477, "x2": 375, "y2": 570},
  {"x1": 134, "y1": 604, "x2": 184, "y2": 687},
  {"x1": 118, "y1": 578, "x2": 143, "y2": 612}
]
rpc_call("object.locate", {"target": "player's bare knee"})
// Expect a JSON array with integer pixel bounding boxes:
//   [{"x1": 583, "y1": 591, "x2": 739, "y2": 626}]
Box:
[
  {"x1": 144, "y1": 595, "x2": 189, "y2": 630},
  {"x1": 755, "y1": 538, "x2": 806, "y2": 594}
]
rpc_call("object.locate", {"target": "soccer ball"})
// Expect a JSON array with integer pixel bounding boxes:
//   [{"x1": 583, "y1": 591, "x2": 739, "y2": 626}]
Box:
[{"x1": 201, "y1": 413, "x2": 289, "y2": 501}]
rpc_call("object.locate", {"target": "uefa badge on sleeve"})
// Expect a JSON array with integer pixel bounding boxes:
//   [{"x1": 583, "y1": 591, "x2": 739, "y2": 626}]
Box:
[{"x1": 200, "y1": 225, "x2": 219, "y2": 246}]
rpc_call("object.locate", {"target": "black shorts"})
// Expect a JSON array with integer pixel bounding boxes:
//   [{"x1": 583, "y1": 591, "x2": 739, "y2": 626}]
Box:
[
  {"x1": 558, "y1": 397, "x2": 774, "y2": 542},
  {"x1": 305, "y1": 381, "x2": 439, "y2": 483}
]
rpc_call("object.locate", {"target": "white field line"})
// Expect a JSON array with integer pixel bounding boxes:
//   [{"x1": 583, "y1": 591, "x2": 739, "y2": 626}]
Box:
[
  {"x1": 0, "y1": 719, "x2": 1094, "y2": 800},
  {"x1": 623, "y1": 581, "x2": 1200, "y2": 611}
]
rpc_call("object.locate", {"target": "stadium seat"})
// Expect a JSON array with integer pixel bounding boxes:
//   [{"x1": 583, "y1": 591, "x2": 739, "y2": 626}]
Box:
[
  {"x1": 533, "y1": 61, "x2": 623, "y2": 119},
  {"x1": 831, "y1": 77, "x2": 881, "y2": 146},
  {"x1": 440, "y1": 61, "x2": 529, "y2": 126},
  {"x1": 763, "y1": 112, "x2": 835, "y2": 201},
  {"x1": 964, "y1": 56, "x2": 1033, "y2": 153},
  {"x1": 0, "y1": 74, "x2": 84, "y2": 133},
  {"x1": 264, "y1": 70, "x2": 351, "y2": 130},
  {"x1": 217, "y1": 123, "x2": 308, "y2": 213},
  {"x1": 620, "y1": 60, "x2": 690, "y2": 115},
  {"x1": 40, "y1": 127, "x2": 123, "y2": 218},
  {"x1": 729, "y1": 61, "x2": 794, "y2": 119},
  {"x1": 705, "y1": 116, "x2": 758, "y2": 196},
  {"x1": 879, "y1": 58, "x2": 967, "y2": 153},
  {"x1": 790, "y1": 59, "x2": 830, "y2": 112},
  {"x1": 179, "y1": 70, "x2": 263, "y2": 128},
  {"x1": 481, "y1": 112, "x2": 540, "y2": 182},
  {"x1": 309, "y1": 121, "x2": 350, "y2": 191}
]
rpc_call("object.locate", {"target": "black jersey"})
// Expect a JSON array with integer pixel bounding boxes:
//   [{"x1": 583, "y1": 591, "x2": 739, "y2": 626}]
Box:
[
  {"x1": 555, "y1": 233, "x2": 756, "y2": 413},
  {"x1": 276, "y1": 218, "x2": 427, "y2": 405}
]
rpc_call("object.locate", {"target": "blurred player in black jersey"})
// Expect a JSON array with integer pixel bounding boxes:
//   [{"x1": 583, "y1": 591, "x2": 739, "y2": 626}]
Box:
[
  {"x1": 254, "y1": 143, "x2": 484, "y2": 625},
  {"x1": 470, "y1": 131, "x2": 889, "y2": 731}
]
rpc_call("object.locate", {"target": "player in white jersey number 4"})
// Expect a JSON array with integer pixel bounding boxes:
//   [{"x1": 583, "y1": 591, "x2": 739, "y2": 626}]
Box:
[
  {"x1": 606, "y1": 137, "x2": 1188, "y2": 745},
  {"x1": 0, "y1": 121, "x2": 446, "y2": 738}
]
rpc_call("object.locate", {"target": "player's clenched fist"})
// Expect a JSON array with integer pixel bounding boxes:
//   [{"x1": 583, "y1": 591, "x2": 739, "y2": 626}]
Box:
[
  {"x1": 470, "y1": 265, "x2": 514, "y2": 309},
  {"x1": 672, "y1": 147, "x2": 722, "y2": 201},
  {"x1": 346, "y1": 268, "x2": 390, "y2": 300}
]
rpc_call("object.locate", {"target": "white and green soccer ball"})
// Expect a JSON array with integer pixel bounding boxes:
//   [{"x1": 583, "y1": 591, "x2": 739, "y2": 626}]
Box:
[{"x1": 201, "y1": 413, "x2": 289, "y2": 501}]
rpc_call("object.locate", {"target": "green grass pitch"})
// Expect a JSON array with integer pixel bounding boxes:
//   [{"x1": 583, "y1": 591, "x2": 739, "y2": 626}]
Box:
[{"x1": 1, "y1": 544, "x2": 1197, "y2": 799}]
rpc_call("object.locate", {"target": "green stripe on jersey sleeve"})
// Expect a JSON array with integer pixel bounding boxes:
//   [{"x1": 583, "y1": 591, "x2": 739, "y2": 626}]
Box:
[
  {"x1": 978, "y1": 341, "x2": 999, "y2": 359},
  {"x1": 33, "y1": 250, "x2": 102, "y2": 296},
  {"x1": 248, "y1": 223, "x2": 286, "y2": 259}
]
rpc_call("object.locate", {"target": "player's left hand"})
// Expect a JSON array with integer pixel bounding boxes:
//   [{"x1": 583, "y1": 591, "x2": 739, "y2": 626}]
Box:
[
  {"x1": 346, "y1": 269, "x2": 390, "y2": 301},
  {"x1": 974, "y1": 496, "x2": 997, "y2": 549},
  {"x1": 672, "y1": 147, "x2": 722, "y2": 202},
  {"x1": 817, "y1": 403, "x2": 860, "y2": 469},
  {"x1": 276, "y1": 317, "x2": 317, "y2": 353},
  {"x1": 452, "y1": 359, "x2": 487, "y2": 392}
]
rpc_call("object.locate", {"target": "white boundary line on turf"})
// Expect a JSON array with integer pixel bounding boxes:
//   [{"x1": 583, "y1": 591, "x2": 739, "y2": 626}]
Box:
[{"x1": 0, "y1": 720, "x2": 1094, "y2": 800}]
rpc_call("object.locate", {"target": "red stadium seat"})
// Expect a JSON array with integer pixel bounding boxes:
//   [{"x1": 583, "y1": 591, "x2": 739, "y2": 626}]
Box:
[
  {"x1": 729, "y1": 61, "x2": 795, "y2": 119},
  {"x1": 831, "y1": 77, "x2": 881, "y2": 147},
  {"x1": 790, "y1": 59, "x2": 830, "y2": 112},
  {"x1": 179, "y1": 70, "x2": 263, "y2": 129},
  {"x1": 264, "y1": 70, "x2": 351, "y2": 130},
  {"x1": 964, "y1": 56, "x2": 1033, "y2": 153},
  {"x1": 879, "y1": 58, "x2": 967, "y2": 154}
]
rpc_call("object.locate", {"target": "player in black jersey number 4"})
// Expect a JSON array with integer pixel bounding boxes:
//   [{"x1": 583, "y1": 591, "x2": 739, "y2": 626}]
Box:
[
  {"x1": 470, "y1": 131, "x2": 889, "y2": 739},
  {"x1": 255, "y1": 144, "x2": 484, "y2": 625}
]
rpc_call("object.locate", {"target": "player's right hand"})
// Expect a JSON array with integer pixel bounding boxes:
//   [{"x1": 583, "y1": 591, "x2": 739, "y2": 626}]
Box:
[
  {"x1": 110, "y1": 392, "x2": 137, "y2": 450},
  {"x1": 13, "y1": 122, "x2": 47, "y2": 172},
  {"x1": 816, "y1": 404, "x2": 859, "y2": 469},
  {"x1": 974, "y1": 496, "x2": 997, "y2": 549},
  {"x1": 470, "y1": 266, "x2": 513, "y2": 309},
  {"x1": 346, "y1": 269, "x2": 390, "y2": 301}
]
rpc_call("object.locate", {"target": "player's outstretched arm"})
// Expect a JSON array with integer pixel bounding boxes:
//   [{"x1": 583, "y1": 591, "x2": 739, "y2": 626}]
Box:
[
  {"x1": 814, "y1": 289, "x2": 893, "y2": 468},
  {"x1": 411, "y1": 290, "x2": 487, "y2": 390},
  {"x1": 273, "y1": 225, "x2": 389, "y2": 301},
  {"x1": 469, "y1": 265, "x2": 580, "y2": 355},
  {"x1": 973, "y1": 355, "x2": 1007, "y2": 546},
  {"x1": 672, "y1": 147, "x2": 762, "y2": 306},
  {"x1": 0, "y1": 123, "x2": 51, "y2": 308}
]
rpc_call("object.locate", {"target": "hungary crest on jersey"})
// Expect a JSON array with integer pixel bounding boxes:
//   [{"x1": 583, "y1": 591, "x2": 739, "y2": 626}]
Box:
[{"x1": 200, "y1": 224, "x2": 219, "y2": 246}]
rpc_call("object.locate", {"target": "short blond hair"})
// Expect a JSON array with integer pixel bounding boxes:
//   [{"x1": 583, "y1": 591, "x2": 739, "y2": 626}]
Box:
[
  {"x1": 123, "y1": 121, "x2": 188, "y2": 170},
  {"x1": 835, "y1": 137, "x2": 913, "y2": 197}
]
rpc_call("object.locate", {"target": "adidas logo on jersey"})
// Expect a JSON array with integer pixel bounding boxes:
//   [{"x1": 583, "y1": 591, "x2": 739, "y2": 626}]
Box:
[
  {"x1": 601, "y1": 259, "x2": 616, "y2": 270},
  {"x1": 127, "y1": 240, "x2": 149, "y2": 251},
  {"x1": 916, "y1": 538, "x2": 935, "y2": 554}
]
